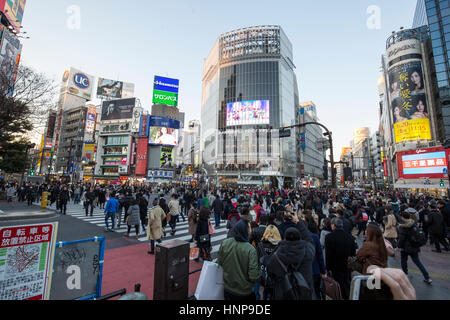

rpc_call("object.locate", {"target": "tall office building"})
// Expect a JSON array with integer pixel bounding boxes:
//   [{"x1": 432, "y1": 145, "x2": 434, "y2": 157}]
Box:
[
  {"x1": 201, "y1": 25, "x2": 299, "y2": 187},
  {"x1": 297, "y1": 101, "x2": 325, "y2": 186},
  {"x1": 413, "y1": 0, "x2": 450, "y2": 142}
]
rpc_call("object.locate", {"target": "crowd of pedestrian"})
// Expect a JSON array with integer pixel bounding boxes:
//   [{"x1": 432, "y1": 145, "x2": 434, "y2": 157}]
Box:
[{"x1": 2, "y1": 178, "x2": 449, "y2": 301}]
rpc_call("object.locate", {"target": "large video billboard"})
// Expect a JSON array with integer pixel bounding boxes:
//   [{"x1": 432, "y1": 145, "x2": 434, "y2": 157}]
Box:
[
  {"x1": 101, "y1": 98, "x2": 135, "y2": 121},
  {"x1": 61, "y1": 67, "x2": 94, "y2": 101},
  {"x1": 397, "y1": 147, "x2": 449, "y2": 179},
  {"x1": 96, "y1": 77, "x2": 135, "y2": 99},
  {"x1": 148, "y1": 116, "x2": 180, "y2": 147},
  {"x1": 226, "y1": 100, "x2": 270, "y2": 126},
  {"x1": 388, "y1": 60, "x2": 431, "y2": 143},
  {"x1": 0, "y1": 0, "x2": 27, "y2": 34}
]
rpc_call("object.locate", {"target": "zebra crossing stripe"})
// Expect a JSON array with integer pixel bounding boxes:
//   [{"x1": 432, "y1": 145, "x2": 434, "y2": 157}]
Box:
[{"x1": 53, "y1": 202, "x2": 230, "y2": 254}]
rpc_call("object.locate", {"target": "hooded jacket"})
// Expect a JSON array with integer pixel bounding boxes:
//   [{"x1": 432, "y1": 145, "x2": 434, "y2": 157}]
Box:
[
  {"x1": 398, "y1": 219, "x2": 420, "y2": 254},
  {"x1": 265, "y1": 237, "x2": 315, "y2": 299},
  {"x1": 217, "y1": 220, "x2": 260, "y2": 296}
]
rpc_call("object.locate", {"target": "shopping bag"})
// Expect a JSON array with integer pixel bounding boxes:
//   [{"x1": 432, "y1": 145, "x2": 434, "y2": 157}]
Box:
[
  {"x1": 194, "y1": 261, "x2": 224, "y2": 300},
  {"x1": 384, "y1": 238, "x2": 395, "y2": 257},
  {"x1": 208, "y1": 221, "x2": 216, "y2": 235},
  {"x1": 190, "y1": 247, "x2": 199, "y2": 260}
]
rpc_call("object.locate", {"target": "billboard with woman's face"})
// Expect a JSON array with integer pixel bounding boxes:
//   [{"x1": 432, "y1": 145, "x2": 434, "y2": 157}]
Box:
[
  {"x1": 148, "y1": 116, "x2": 180, "y2": 147},
  {"x1": 388, "y1": 60, "x2": 431, "y2": 143}
]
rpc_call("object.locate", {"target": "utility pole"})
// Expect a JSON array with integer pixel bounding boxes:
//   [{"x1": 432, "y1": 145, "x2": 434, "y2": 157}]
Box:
[{"x1": 66, "y1": 139, "x2": 74, "y2": 183}]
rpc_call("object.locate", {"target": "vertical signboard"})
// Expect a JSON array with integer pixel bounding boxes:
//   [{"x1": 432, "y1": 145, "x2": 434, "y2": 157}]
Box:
[
  {"x1": 0, "y1": 222, "x2": 58, "y2": 300},
  {"x1": 152, "y1": 76, "x2": 179, "y2": 107},
  {"x1": 135, "y1": 138, "x2": 148, "y2": 175},
  {"x1": 387, "y1": 39, "x2": 431, "y2": 143},
  {"x1": 0, "y1": 26, "x2": 22, "y2": 96}
]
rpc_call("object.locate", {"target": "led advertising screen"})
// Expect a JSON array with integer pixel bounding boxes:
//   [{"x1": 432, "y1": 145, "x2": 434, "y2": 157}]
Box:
[
  {"x1": 148, "y1": 116, "x2": 180, "y2": 147},
  {"x1": 388, "y1": 61, "x2": 431, "y2": 143},
  {"x1": 101, "y1": 98, "x2": 135, "y2": 121},
  {"x1": 397, "y1": 147, "x2": 449, "y2": 179},
  {"x1": 97, "y1": 77, "x2": 135, "y2": 99},
  {"x1": 226, "y1": 100, "x2": 270, "y2": 126}
]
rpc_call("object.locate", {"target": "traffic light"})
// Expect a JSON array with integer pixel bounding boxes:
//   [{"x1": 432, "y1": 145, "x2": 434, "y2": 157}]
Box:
[
  {"x1": 440, "y1": 179, "x2": 445, "y2": 188},
  {"x1": 30, "y1": 169, "x2": 35, "y2": 176},
  {"x1": 344, "y1": 167, "x2": 353, "y2": 181}
]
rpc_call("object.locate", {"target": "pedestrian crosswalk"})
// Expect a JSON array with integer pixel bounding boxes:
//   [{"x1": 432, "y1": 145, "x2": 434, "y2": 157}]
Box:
[{"x1": 42, "y1": 201, "x2": 229, "y2": 257}]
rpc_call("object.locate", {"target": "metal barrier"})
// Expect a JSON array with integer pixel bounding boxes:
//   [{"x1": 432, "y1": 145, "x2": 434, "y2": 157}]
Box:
[{"x1": 96, "y1": 288, "x2": 127, "y2": 300}]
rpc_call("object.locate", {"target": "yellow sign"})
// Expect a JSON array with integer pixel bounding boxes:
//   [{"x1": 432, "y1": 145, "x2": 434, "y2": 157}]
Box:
[{"x1": 394, "y1": 118, "x2": 431, "y2": 143}]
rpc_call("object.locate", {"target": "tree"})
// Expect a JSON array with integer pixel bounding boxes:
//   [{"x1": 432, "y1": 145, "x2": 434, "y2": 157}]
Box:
[{"x1": 0, "y1": 63, "x2": 58, "y2": 174}]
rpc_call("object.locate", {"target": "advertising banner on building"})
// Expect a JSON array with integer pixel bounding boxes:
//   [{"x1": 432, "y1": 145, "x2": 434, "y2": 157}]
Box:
[
  {"x1": 397, "y1": 147, "x2": 449, "y2": 179},
  {"x1": 152, "y1": 75, "x2": 179, "y2": 107},
  {"x1": 85, "y1": 105, "x2": 96, "y2": 135},
  {"x1": 148, "y1": 116, "x2": 180, "y2": 147},
  {"x1": 46, "y1": 112, "x2": 56, "y2": 139},
  {"x1": 160, "y1": 146, "x2": 174, "y2": 168},
  {"x1": 0, "y1": 0, "x2": 27, "y2": 34},
  {"x1": 61, "y1": 67, "x2": 94, "y2": 101},
  {"x1": 82, "y1": 143, "x2": 95, "y2": 162},
  {"x1": 153, "y1": 75, "x2": 179, "y2": 94},
  {"x1": 131, "y1": 106, "x2": 142, "y2": 133},
  {"x1": 139, "y1": 114, "x2": 150, "y2": 137},
  {"x1": 389, "y1": 60, "x2": 431, "y2": 143},
  {"x1": 0, "y1": 222, "x2": 58, "y2": 300},
  {"x1": 101, "y1": 98, "x2": 135, "y2": 121},
  {"x1": 0, "y1": 26, "x2": 22, "y2": 95},
  {"x1": 226, "y1": 100, "x2": 270, "y2": 126},
  {"x1": 135, "y1": 138, "x2": 148, "y2": 175},
  {"x1": 96, "y1": 77, "x2": 134, "y2": 99}
]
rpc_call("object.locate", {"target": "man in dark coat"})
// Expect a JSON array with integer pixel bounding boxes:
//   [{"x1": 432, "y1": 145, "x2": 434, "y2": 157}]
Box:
[
  {"x1": 438, "y1": 200, "x2": 450, "y2": 241},
  {"x1": 277, "y1": 211, "x2": 313, "y2": 244},
  {"x1": 84, "y1": 187, "x2": 96, "y2": 217},
  {"x1": 59, "y1": 185, "x2": 70, "y2": 215},
  {"x1": 324, "y1": 218, "x2": 357, "y2": 300},
  {"x1": 428, "y1": 201, "x2": 449, "y2": 253},
  {"x1": 212, "y1": 195, "x2": 224, "y2": 228},
  {"x1": 335, "y1": 210, "x2": 353, "y2": 235},
  {"x1": 265, "y1": 227, "x2": 315, "y2": 300},
  {"x1": 398, "y1": 211, "x2": 432, "y2": 284}
]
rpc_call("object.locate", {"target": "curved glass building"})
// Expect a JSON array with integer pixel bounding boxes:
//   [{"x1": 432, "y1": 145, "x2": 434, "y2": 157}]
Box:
[{"x1": 201, "y1": 25, "x2": 299, "y2": 186}]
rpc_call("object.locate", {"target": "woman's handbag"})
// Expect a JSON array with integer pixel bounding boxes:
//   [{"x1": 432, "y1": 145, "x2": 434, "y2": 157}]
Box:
[
  {"x1": 384, "y1": 238, "x2": 395, "y2": 257},
  {"x1": 199, "y1": 234, "x2": 210, "y2": 244},
  {"x1": 347, "y1": 256, "x2": 363, "y2": 274}
]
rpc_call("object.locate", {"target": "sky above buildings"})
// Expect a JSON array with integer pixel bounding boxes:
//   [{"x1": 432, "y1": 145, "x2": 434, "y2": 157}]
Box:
[{"x1": 20, "y1": 0, "x2": 417, "y2": 157}]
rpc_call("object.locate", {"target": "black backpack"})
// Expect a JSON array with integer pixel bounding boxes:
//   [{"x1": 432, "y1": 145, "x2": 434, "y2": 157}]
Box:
[
  {"x1": 271, "y1": 251, "x2": 312, "y2": 300},
  {"x1": 409, "y1": 224, "x2": 427, "y2": 248}
]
